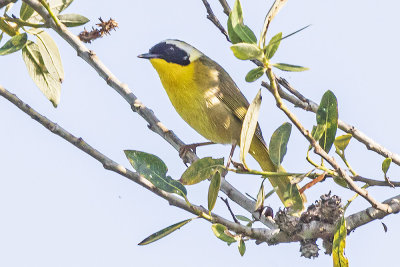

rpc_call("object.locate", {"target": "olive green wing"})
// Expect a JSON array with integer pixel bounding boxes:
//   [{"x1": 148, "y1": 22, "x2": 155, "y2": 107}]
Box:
[{"x1": 211, "y1": 59, "x2": 266, "y2": 146}]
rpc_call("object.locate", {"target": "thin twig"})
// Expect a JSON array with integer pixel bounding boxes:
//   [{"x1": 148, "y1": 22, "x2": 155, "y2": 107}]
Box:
[
  {"x1": 201, "y1": 0, "x2": 230, "y2": 42},
  {"x1": 220, "y1": 197, "x2": 240, "y2": 224},
  {"x1": 353, "y1": 175, "x2": 400, "y2": 187},
  {"x1": 218, "y1": 0, "x2": 231, "y2": 15}
]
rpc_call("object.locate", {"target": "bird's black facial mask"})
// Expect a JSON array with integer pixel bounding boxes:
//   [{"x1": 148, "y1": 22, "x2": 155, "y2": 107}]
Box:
[{"x1": 148, "y1": 42, "x2": 190, "y2": 66}]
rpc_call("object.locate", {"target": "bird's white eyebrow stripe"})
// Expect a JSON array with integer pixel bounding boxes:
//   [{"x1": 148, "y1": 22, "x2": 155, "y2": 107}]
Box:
[{"x1": 164, "y1": 39, "x2": 203, "y2": 62}]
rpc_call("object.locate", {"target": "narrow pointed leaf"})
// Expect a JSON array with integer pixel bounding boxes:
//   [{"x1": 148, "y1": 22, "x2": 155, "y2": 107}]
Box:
[
  {"x1": 316, "y1": 90, "x2": 338, "y2": 153},
  {"x1": 382, "y1": 158, "x2": 392, "y2": 175},
  {"x1": 33, "y1": 29, "x2": 64, "y2": 81},
  {"x1": 211, "y1": 224, "x2": 237, "y2": 244},
  {"x1": 272, "y1": 63, "x2": 309, "y2": 72},
  {"x1": 269, "y1": 122, "x2": 292, "y2": 166},
  {"x1": 334, "y1": 134, "x2": 352, "y2": 151},
  {"x1": 240, "y1": 89, "x2": 262, "y2": 168},
  {"x1": 180, "y1": 157, "x2": 224, "y2": 185},
  {"x1": 264, "y1": 32, "x2": 282, "y2": 59},
  {"x1": 254, "y1": 182, "x2": 264, "y2": 211},
  {"x1": 0, "y1": 33, "x2": 27, "y2": 55},
  {"x1": 227, "y1": 13, "x2": 242, "y2": 44},
  {"x1": 332, "y1": 216, "x2": 349, "y2": 267},
  {"x1": 124, "y1": 150, "x2": 187, "y2": 197},
  {"x1": 20, "y1": 2, "x2": 35, "y2": 21},
  {"x1": 238, "y1": 238, "x2": 246, "y2": 256},
  {"x1": 57, "y1": 13, "x2": 90, "y2": 27},
  {"x1": 0, "y1": 32, "x2": 3, "y2": 44},
  {"x1": 230, "y1": 0, "x2": 257, "y2": 44},
  {"x1": 138, "y1": 218, "x2": 193, "y2": 245},
  {"x1": 245, "y1": 66, "x2": 265, "y2": 82},
  {"x1": 235, "y1": 215, "x2": 252, "y2": 222},
  {"x1": 22, "y1": 41, "x2": 61, "y2": 107},
  {"x1": 208, "y1": 171, "x2": 221, "y2": 211},
  {"x1": 260, "y1": 0, "x2": 288, "y2": 46},
  {"x1": 231, "y1": 43, "x2": 263, "y2": 61}
]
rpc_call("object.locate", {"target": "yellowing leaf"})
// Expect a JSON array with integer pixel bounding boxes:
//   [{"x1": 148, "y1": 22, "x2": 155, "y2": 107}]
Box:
[
  {"x1": 22, "y1": 41, "x2": 61, "y2": 107},
  {"x1": 33, "y1": 29, "x2": 64, "y2": 82},
  {"x1": 332, "y1": 216, "x2": 349, "y2": 267},
  {"x1": 334, "y1": 134, "x2": 352, "y2": 151}
]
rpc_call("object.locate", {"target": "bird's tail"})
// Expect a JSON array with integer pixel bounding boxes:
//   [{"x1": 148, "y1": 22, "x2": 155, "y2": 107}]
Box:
[{"x1": 249, "y1": 136, "x2": 306, "y2": 213}]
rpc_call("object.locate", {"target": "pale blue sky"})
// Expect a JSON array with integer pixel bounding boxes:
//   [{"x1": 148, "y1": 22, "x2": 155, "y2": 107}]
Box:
[{"x1": 1, "y1": 1, "x2": 400, "y2": 266}]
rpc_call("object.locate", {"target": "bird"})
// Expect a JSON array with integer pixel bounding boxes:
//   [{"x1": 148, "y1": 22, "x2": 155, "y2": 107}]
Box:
[{"x1": 138, "y1": 39, "x2": 305, "y2": 212}]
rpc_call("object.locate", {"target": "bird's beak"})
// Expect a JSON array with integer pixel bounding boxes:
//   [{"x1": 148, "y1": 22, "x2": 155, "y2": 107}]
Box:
[{"x1": 138, "y1": 53, "x2": 161, "y2": 59}]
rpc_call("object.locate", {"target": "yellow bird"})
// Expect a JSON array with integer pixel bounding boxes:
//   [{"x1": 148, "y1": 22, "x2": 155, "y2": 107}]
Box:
[{"x1": 139, "y1": 39, "x2": 305, "y2": 212}]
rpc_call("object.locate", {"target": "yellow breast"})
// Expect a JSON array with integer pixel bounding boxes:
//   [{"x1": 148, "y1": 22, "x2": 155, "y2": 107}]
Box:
[{"x1": 149, "y1": 58, "x2": 240, "y2": 144}]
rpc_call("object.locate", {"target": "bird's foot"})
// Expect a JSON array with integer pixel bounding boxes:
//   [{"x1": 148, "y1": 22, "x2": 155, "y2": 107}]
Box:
[{"x1": 179, "y1": 142, "x2": 215, "y2": 166}]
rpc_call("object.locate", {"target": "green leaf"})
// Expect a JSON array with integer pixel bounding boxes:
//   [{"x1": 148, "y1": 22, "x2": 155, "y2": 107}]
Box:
[
  {"x1": 22, "y1": 41, "x2": 61, "y2": 107},
  {"x1": 0, "y1": 33, "x2": 27, "y2": 56},
  {"x1": 208, "y1": 171, "x2": 221, "y2": 211},
  {"x1": 230, "y1": 0, "x2": 257, "y2": 44},
  {"x1": 332, "y1": 216, "x2": 349, "y2": 267},
  {"x1": 138, "y1": 218, "x2": 193, "y2": 245},
  {"x1": 180, "y1": 157, "x2": 224, "y2": 185},
  {"x1": 269, "y1": 122, "x2": 292, "y2": 167},
  {"x1": 333, "y1": 176, "x2": 348, "y2": 189},
  {"x1": 227, "y1": 13, "x2": 242, "y2": 44},
  {"x1": 240, "y1": 89, "x2": 262, "y2": 169},
  {"x1": 238, "y1": 237, "x2": 246, "y2": 256},
  {"x1": 264, "y1": 32, "x2": 282, "y2": 59},
  {"x1": 20, "y1": 2, "x2": 35, "y2": 21},
  {"x1": 272, "y1": 63, "x2": 309, "y2": 72},
  {"x1": 124, "y1": 150, "x2": 187, "y2": 198},
  {"x1": 316, "y1": 90, "x2": 338, "y2": 153},
  {"x1": 245, "y1": 66, "x2": 265, "y2": 82},
  {"x1": 334, "y1": 134, "x2": 352, "y2": 151},
  {"x1": 235, "y1": 215, "x2": 252, "y2": 222},
  {"x1": 27, "y1": 0, "x2": 74, "y2": 23},
  {"x1": 32, "y1": 29, "x2": 64, "y2": 82},
  {"x1": 308, "y1": 125, "x2": 326, "y2": 151},
  {"x1": 254, "y1": 182, "x2": 264, "y2": 211},
  {"x1": 211, "y1": 224, "x2": 237, "y2": 244},
  {"x1": 57, "y1": 13, "x2": 89, "y2": 27},
  {"x1": 382, "y1": 158, "x2": 392, "y2": 175},
  {"x1": 231, "y1": 43, "x2": 263, "y2": 61}
]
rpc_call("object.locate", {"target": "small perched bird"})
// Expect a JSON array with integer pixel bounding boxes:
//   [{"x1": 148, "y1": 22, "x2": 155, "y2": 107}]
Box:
[{"x1": 139, "y1": 39, "x2": 304, "y2": 212}]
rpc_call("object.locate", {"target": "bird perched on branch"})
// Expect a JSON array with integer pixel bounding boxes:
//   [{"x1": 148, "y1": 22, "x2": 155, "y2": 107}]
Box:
[{"x1": 139, "y1": 39, "x2": 305, "y2": 212}]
